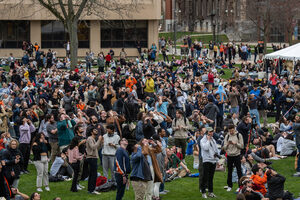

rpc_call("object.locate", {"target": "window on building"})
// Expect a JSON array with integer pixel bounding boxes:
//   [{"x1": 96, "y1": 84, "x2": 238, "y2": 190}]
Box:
[
  {"x1": 0, "y1": 21, "x2": 30, "y2": 48},
  {"x1": 101, "y1": 20, "x2": 148, "y2": 48},
  {"x1": 41, "y1": 20, "x2": 90, "y2": 48}
]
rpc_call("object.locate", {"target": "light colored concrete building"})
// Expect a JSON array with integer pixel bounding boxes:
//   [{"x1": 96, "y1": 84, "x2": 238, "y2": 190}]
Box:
[{"x1": 0, "y1": 0, "x2": 161, "y2": 57}]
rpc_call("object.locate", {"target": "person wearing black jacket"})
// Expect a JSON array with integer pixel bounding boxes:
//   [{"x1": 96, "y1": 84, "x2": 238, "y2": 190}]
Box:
[
  {"x1": 11, "y1": 70, "x2": 22, "y2": 87},
  {"x1": 142, "y1": 114, "x2": 158, "y2": 139},
  {"x1": 2, "y1": 139, "x2": 23, "y2": 188},
  {"x1": 237, "y1": 116, "x2": 252, "y2": 155},
  {"x1": 0, "y1": 161, "x2": 11, "y2": 200},
  {"x1": 267, "y1": 169, "x2": 286, "y2": 200},
  {"x1": 258, "y1": 90, "x2": 268, "y2": 128}
]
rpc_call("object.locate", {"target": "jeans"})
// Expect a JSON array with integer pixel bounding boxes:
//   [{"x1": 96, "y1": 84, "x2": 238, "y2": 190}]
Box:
[
  {"x1": 34, "y1": 156, "x2": 49, "y2": 188},
  {"x1": 201, "y1": 162, "x2": 216, "y2": 193},
  {"x1": 175, "y1": 138, "x2": 187, "y2": 159},
  {"x1": 86, "y1": 62, "x2": 91, "y2": 72},
  {"x1": 250, "y1": 109, "x2": 260, "y2": 127},
  {"x1": 70, "y1": 161, "x2": 80, "y2": 192},
  {"x1": 19, "y1": 143, "x2": 30, "y2": 171},
  {"x1": 231, "y1": 106, "x2": 239, "y2": 115},
  {"x1": 115, "y1": 174, "x2": 126, "y2": 200},
  {"x1": 297, "y1": 144, "x2": 300, "y2": 172},
  {"x1": 87, "y1": 158, "x2": 98, "y2": 192},
  {"x1": 227, "y1": 155, "x2": 242, "y2": 188},
  {"x1": 197, "y1": 50, "x2": 201, "y2": 58},
  {"x1": 102, "y1": 155, "x2": 116, "y2": 182}
]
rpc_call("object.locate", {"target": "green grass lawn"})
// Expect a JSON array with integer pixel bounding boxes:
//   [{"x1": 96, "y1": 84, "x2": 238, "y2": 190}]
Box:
[
  {"x1": 18, "y1": 156, "x2": 300, "y2": 200},
  {"x1": 159, "y1": 32, "x2": 204, "y2": 41}
]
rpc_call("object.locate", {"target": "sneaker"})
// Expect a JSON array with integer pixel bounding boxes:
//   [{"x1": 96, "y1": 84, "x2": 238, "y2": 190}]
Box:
[
  {"x1": 37, "y1": 188, "x2": 43, "y2": 192},
  {"x1": 159, "y1": 191, "x2": 167, "y2": 195},
  {"x1": 65, "y1": 178, "x2": 72, "y2": 181},
  {"x1": 45, "y1": 187, "x2": 50, "y2": 192},
  {"x1": 223, "y1": 186, "x2": 228, "y2": 189},
  {"x1": 77, "y1": 185, "x2": 82, "y2": 190},
  {"x1": 202, "y1": 193, "x2": 207, "y2": 199},
  {"x1": 78, "y1": 184, "x2": 85, "y2": 189},
  {"x1": 293, "y1": 172, "x2": 300, "y2": 177},
  {"x1": 226, "y1": 187, "x2": 232, "y2": 192},
  {"x1": 208, "y1": 193, "x2": 217, "y2": 198},
  {"x1": 89, "y1": 191, "x2": 100, "y2": 195},
  {"x1": 164, "y1": 190, "x2": 169, "y2": 193}
]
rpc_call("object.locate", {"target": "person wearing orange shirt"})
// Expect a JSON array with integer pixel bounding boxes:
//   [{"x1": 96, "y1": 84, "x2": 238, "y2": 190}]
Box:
[
  {"x1": 250, "y1": 165, "x2": 268, "y2": 196},
  {"x1": 125, "y1": 76, "x2": 137, "y2": 92},
  {"x1": 219, "y1": 43, "x2": 224, "y2": 59},
  {"x1": 76, "y1": 99, "x2": 86, "y2": 111}
]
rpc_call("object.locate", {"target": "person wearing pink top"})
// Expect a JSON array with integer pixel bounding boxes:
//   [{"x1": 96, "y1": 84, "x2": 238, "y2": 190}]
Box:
[{"x1": 68, "y1": 137, "x2": 83, "y2": 192}]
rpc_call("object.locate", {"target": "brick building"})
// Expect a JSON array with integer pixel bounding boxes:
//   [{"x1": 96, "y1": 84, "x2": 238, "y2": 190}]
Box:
[{"x1": 161, "y1": 0, "x2": 299, "y2": 43}]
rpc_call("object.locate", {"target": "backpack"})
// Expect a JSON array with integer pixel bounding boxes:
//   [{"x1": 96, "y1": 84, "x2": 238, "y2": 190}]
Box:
[{"x1": 225, "y1": 132, "x2": 240, "y2": 142}]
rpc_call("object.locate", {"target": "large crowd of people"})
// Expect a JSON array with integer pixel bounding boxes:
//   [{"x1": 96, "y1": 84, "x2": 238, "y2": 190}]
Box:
[{"x1": 0, "y1": 37, "x2": 299, "y2": 200}]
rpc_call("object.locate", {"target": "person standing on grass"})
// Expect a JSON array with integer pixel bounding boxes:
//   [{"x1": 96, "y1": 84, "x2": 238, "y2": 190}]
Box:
[
  {"x1": 19, "y1": 117, "x2": 36, "y2": 174},
  {"x1": 86, "y1": 128, "x2": 102, "y2": 195},
  {"x1": 292, "y1": 114, "x2": 300, "y2": 177},
  {"x1": 46, "y1": 114, "x2": 59, "y2": 164},
  {"x1": 68, "y1": 137, "x2": 83, "y2": 192},
  {"x1": 32, "y1": 133, "x2": 50, "y2": 192},
  {"x1": 197, "y1": 126, "x2": 206, "y2": 193},
  {"x1": 223, "y1": 124, "x2": 244, "y2": 192},
  {"x1": 102, "y1": 124, "x2": 120, "y2": 183},
  {"x1": 172, "y1": 110, "x2": 190, "y2": 161},
  {"x1": 200, "y1": 127, "x2": 219, "y2": 199},
  {"x1": 114, "y1": 138, "x2": 131, "y2": 200}
]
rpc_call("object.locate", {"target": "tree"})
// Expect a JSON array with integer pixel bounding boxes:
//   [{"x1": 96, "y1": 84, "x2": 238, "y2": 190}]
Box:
[
  {"x1": 247, "y1": 0, "x2": 274, "y2": 54},
  {"x1": 1, "y1": 0, "x2": 138, "y2": 69},
  {"x1": 278, "y1": 0, "x2": 300, "y2": 44}
]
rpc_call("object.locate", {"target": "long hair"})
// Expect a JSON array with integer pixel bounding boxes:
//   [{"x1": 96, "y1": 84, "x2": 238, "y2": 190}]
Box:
[{"x1": 34, "y1": 133, "x2": 45, "y2": 144}]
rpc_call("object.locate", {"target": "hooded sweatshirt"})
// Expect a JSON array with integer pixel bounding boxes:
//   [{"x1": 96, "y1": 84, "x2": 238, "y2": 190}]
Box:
[{"x1": 223, "y1": 132, "x2": 244, "y2": 156}]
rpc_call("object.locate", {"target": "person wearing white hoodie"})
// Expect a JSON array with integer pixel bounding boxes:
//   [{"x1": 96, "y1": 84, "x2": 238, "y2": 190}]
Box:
[
  {"x1": 102, "y1": 124, "x2": 120, "y2": 182},
  {"x1": 200, "y1": 127, "x2": 219, "y2": 199}
]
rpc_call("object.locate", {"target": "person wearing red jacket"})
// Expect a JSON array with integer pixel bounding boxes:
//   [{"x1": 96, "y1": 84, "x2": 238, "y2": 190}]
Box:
[{"x1": 105, "y1": 53, "x2": 112, "y2": 69}]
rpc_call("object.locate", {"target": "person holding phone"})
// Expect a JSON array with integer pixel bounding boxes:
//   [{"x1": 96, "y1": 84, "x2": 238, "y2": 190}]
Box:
[{"x1": 223, "y1": 124, "x2": 244, "y2": 192}]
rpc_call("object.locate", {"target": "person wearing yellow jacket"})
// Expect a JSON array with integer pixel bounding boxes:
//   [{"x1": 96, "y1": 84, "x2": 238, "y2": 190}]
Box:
[{"x1": 144, "y1": 74, "x2": 155, "y2": 97}]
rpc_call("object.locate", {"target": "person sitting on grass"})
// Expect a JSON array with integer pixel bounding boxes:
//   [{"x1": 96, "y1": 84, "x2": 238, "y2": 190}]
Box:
[
  {"x1": 266, "y1": 168, "x2": 286, "y2": 200},
  {"x1": 165, "y1": 147, "x2": 190, "y2": 182},
  {"x1": 29, "y1": 192, "x2": 40, "y2": 200},
  {"x1": 239, "y1": 177, "x2": 268, "y2": 200},
  {"x1": 50, "y1": 150, "x2": 73, "y2": 181},
  {"x1": 250, "y1": 164, "x2": 268, "y2": 197}
]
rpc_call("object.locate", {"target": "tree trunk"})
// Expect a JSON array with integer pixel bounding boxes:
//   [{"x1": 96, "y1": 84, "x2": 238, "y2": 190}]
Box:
[{"x1": 67, "y1": 20, "x2": 78, "y2": 70}]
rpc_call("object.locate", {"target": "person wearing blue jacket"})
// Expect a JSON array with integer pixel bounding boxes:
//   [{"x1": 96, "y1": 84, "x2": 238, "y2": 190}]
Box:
[
  {"x1": 130, "y1": 144, "x2": 152, "y2": 200},
  {"x1": 114, "y1": 138, "x2": 131, "y2": 200}
]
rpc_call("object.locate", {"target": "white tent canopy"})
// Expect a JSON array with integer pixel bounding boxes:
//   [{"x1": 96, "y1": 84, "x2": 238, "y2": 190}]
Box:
[{"x1": 265, "y1": 43, "x2": 300, "y2": 61}]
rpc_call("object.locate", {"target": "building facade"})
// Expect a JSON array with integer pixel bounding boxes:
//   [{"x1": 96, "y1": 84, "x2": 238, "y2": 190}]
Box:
[
  {"x1": 0, "y1": 0, "x2": 161, "y2": 57},
  {"x1": 161, "y1": 0, "x2": 299, "y2": 43}
]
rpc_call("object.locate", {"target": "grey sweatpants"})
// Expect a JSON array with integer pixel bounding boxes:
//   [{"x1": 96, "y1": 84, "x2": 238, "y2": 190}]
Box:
[
  {"x1": 102, "y1": 155, "x2": 115, "y2": 182},
  {"x1": 34, "y1": 155, "x2": 49, "y2": 188}
]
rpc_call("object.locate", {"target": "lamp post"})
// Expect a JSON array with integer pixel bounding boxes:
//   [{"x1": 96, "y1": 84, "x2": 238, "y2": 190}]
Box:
[
  {"x1": 173, "y1": 0, "x2": 181, "y2": 55},
  {"x1": 210, "y1": 12, "x2": 216, "y2": 43}
]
